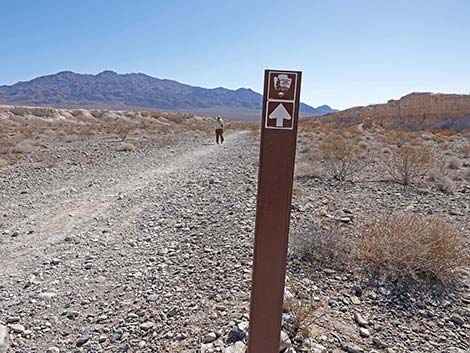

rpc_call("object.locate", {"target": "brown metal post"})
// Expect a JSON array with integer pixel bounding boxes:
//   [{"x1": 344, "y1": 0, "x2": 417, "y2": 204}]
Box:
[{"x1": 248, "y1": 69, "x2": 302, "y2": 353}]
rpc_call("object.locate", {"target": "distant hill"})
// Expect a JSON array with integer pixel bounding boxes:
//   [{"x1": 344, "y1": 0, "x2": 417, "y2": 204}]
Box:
[
  {"x1": 318, "y1": 92, "x2": 470, "y2": 131},
  {"x1": 0, "y1": 71, "x2": 336, "y2": 120}
]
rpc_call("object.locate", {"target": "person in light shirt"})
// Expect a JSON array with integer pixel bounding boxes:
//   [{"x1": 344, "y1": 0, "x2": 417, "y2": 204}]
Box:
[{"x1": 214, "y1": 116, "x2": 225, "y2": 144}]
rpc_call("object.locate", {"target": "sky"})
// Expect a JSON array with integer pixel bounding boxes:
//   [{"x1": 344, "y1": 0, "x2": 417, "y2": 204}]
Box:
[{"x1": 0, "y1": 0, "x2": 469, "y2": 110}]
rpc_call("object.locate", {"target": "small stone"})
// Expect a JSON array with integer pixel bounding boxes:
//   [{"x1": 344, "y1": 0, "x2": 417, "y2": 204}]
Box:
[
  {"x1": 36, "y1": 292, "x2": 57, "y2": 300},
  {"x1": 0, "y1": 325, "x2": 8, "y2": 353},
  {"x1": 450, "y1": 314, "x2": 464, "y2": 326},
  {"x1": 146, "y1": 294, "x2": 158, "y2": 302},
  {"x1": 76, "y1": 335, "x2": 90, "y2": 347},
  {"x1": 5, "y1": 317, "x2": 20, "y2": 324},
  {"x1": 46, "y1": 347, "x2": 60, "y2": 353},
  {"x1": 237, "y1": 322, "x2": 249, "y2": 333},
  {"x1": 354, "y1": 312, "x2": 368, "y2": 327},
  {"x1": 203, "y1": 332, "x2": 218, "y2": 343},
  {"x1": 110, "y1": 330, "x2": 123, "y2": 342},
  {"x1": 372, "y1": 337, "x2": 387, "y2": 349},
  {"x1": 8, "y1": 324, "x2": 25, "y2": 334},
  {"x1": 224, "y1": 341, "x2": 246, "y2": 353},
  {"x1": 167, "y1": 306, "x2": 178, "y2": 317},
  {"x1": 342, "y1": 343, "x2": 364, "y2": 353},
  {"x1": 340, "y1": 217, "x2": 352, "y2": 223},
  {"x1": 226, "y1": 325, "x2": 246, "y2": 344},
  {"x1": 323, "y1": 268, "x2": 336, "y2": 275},
  {"x1": 139, "y1": 322, "x2": 154, "y2": 331},
  {"x1": 66, "y1": 311, "x2": 80, "y2": 320},
  {"x1": 65, "y1": 235, "x2": 80, "y2": 244},
  {"x1": 284, "y1": 289, "x2": 294, "y2": 301},
  {"x1": 352, "y1": 285, "x2": 363, "y2": 297},
  {"x1": 351, "y1": 296, "x2": 361, "y2": 305},
  {"x1": 359, "y1": 328, "x2": 370, "y2": 337},
  {"x1": 310, "y1": 343, "x2": 327, "y2": 353},
  {"x1": 280, "y1": 330, "x2": 291, "y2": 344}
]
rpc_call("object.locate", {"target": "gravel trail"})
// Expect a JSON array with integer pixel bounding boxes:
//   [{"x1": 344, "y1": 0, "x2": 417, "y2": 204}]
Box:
[{"x1": 1, "y1": 131, "x2": 259, "y2": 352}]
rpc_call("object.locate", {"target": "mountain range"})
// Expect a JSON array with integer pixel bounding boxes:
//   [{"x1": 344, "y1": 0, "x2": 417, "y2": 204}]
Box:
[{"x1": 0, "y1": 71, "x2": 336, "y2": 120}]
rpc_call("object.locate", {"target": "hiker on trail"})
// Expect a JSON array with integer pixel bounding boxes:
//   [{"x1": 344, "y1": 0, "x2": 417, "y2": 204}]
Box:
[{"x1": 215, "y1": 116, "x2": 225, "y2": 144}]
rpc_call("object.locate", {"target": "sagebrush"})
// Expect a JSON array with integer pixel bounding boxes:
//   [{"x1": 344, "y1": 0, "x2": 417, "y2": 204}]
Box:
[
  {"x1": 356, "y1": 214, "x2": 469, "y2": 282},
  {"x1": 385, "y1": 146, "x2": 431, "y2": 185},
  {"x1": 319, "y1": 135, "x2": 364, "y2": 181}
]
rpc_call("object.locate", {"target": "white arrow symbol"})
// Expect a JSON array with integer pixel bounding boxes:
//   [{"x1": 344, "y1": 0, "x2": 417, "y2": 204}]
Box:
[{"x1": 268, "y1": 103, "x2": 292, "y2": 127}]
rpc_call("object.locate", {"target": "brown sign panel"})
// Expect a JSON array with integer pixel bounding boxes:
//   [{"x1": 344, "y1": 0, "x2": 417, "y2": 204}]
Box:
[
  {"x1": 248, "y1": 69, "x2": 302, "y2": 353},
  {"x1": 267, "y1": 71, "x2": 298, "y2": 101},
  {"x1": 266, "y1": 101, "x2": 295, "y2": 129}
]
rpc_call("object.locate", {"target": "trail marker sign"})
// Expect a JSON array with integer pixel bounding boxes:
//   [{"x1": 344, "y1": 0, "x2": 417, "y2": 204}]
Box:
[{"x1": 248, "y1": 69, "x2": 302, "y2": 353}]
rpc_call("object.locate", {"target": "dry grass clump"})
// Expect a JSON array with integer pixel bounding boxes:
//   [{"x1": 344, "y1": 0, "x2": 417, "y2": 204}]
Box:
[
  {"x1": 385, "y1": 146, "x2": 431, "y2": 185},
  {"x1": 12, "y1": 140, "x2": 37, "y2": 154},
  {"x1": 0, "y1": 158, "x2": 9, "y2": 170},
  {"x1": 383, "y1": 130, "x2": 415, "y2": 147},
  {"x1": 357, "y1": 140, "x2": 369, "y2": 150},
  {"x1": 116, "y1": 142, "x2": 137, "y2": 152},
  {"x1": 432, "y1": 129, "x2": 457, "y2": 137},
  {"x1": 0, "y1": 137, "x2": 15, "y2": 154},
  {"x1": 460, "y1": 143, "x2": 470, "y2": 158},
  {"x1": 434, "y1": 175, "x2": 455, "y2": 193},
  {"x1": 356, "y1": 214, "x2": 469, "y2": 282},
  {"x1": 428, "y1": 155, "x2": 455, "y2": 192},
  {"x1": 249, "y1": 127, "x2": 261, "y2": 142},
  {"x1": 290, "y1": 221, "x2": 351, "y2": 268},
  {"x1": 319, "y1": 135, "x2": 364, "y2": 181},
  {"x1": 447, "y1": 157, "x2": 461, "y2": 170},
  {"x1": 283, "y1": 290, "x2": 320, "y2": 337},
  {"x1": 295, "y1": 161, "x2": 323, "y2": 179},
  {"x1": 464, "y1": 170, "x2": 470, "y2": 182}
]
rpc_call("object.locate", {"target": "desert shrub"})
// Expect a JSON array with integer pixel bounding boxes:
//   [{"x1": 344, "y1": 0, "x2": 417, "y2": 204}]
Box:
[
  {"x1": 116, "y1": 142, "x2": 137, "y2": 152},
  {"x1": 433, "y1": 129, "x2": 457, "y2": 137},
  {"x1": 465, "y1": 170, "x2": 470, "y2": 182},
  {"x1": 434, "y1": 175, "x2": 455, "y2": 193},
  {"x1": 319, "y1": 136, "x2": 364, "y2": 181},
  {"x1": 356, "y1": 214, "x2": 469, "y2": 282},
  {"x1": 290, "y1": 221, "x2": 351, "y2": 268},
  {"x1": 113, "y1": 125, "x2": 133, "y2": 141},
  {"x1": 447, "y1": 157, "x2": 461, "y2": 170},
  {"x1": 0, "y1": 137, "x2": 15, "y2": 154},
  {"x1": 0, "y1": 158, "x2": 9, "y2": 170},
  {"x1": 12, "y1": 140, "x2": 37, "y2": 154},
  {"x1": 283, "y1": 289, "x2": 320, "y2": 337},
  {"x1": 460, "y1": 143, "x2": 470, "y2": 158},
  {"x1": 295, "y1": 161, "x2": 323, "y2": 179},
  {"x1": 249, "y1": 127, "x2": 261, "y2": 142},
  {"x1": 384, "y1": 130, "x2": 415, "y2": 147},
  {"x1": 358, "y1": 140, "x2": 369, "y2": 150},
  {"x1": 166, "y1": 112, "x2": 192, "y2": 124},
  {"x1": 385, "y1": 146, "x2": 431, "y2": 185}
]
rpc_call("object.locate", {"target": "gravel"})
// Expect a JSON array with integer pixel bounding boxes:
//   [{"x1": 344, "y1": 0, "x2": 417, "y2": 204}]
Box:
[{"x1": 0, "y1": 130, "x2": 468, "y2": 352}]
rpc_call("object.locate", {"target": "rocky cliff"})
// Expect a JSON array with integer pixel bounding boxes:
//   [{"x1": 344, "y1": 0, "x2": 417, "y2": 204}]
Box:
[{"x1": 322, "y1": 93, "x2": 470, "y2": 131}]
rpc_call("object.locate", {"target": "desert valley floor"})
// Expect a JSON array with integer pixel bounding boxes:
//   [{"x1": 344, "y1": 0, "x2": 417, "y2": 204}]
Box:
[{"x1": 0, "y1": 127, "x2": 469, "y2": 353}]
